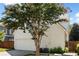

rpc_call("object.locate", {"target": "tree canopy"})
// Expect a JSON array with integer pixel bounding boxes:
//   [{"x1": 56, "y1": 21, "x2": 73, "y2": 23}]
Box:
[
  {"x1": 2, "y1": 3, "x2": 67, "y2": 55},
  {"x1": 69, "y1": 23, "x2": 79, "y2": 41}
]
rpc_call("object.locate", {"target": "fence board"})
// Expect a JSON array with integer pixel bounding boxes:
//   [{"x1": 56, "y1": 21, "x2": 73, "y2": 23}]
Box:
[
  {"x1": 68, "y1": 41, "x2": 79, "y2": 52},
  {"x1": 0, "y1": 41, "x2": 14, "y2": 49}
]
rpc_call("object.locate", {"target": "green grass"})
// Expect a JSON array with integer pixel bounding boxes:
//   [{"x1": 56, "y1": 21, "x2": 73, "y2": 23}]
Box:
[{"x1": 0, "y1": 48, "x2": 8, "y2": 52}]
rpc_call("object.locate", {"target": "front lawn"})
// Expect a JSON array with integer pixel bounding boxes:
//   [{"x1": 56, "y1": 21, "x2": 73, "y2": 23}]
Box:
[{"x1": 0, "y1": 48, "x2": 8, "y2": 52}]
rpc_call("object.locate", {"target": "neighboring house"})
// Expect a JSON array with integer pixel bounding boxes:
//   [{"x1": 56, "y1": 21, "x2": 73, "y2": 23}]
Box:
[
  {"x1": 4, "y1": 28, "x2": 14, "y2": 41},
  {"x1": 0, "y1": 22, "x2": 14, "y2": 48},
  {"x1": 13, "y1": 13, "x2": 70, "y2": 51},
  {"x1": 0, "y1": 23, "x2": 14, "y2": 41}
]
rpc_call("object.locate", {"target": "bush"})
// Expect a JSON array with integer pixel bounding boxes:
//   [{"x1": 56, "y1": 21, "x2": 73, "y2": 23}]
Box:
[
  {"x1": 49, "y1": 47, "x2": 64, "y2": 54},
  {"x1": 64, "y1": 47, "x2": 69, "y2": 53},
  {"x1": 75, "y1": 47, "x2": 79, "y2": 55},
  {"x1": 49, "y1": 48, "x2": 57, "y2": 54},
  {"x1": 40, "y1": 47, "x2": 64, "y2": 54},
  {"x1": 75, "y1": 43, "x2": 79, "y2": 55},
  {"x1": 0, "y1": 32, "x2": 4, "y2": 42},
  {"x1": 49, "y1": 48, "x2": 52, "y2": 53}
]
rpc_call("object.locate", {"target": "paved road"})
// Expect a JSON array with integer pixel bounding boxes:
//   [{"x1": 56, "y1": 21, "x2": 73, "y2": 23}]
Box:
[{"x1": 0, "y1": 50, "x2": 34, "y2": 56}]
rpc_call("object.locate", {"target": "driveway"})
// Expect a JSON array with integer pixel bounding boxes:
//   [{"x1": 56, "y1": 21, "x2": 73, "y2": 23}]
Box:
[
  {"x1": 0, "y1": 50, "x2": 34, "y2": 56},
  {"x1": 0, "y1": 50, "x2": 77, "y2": 56}
]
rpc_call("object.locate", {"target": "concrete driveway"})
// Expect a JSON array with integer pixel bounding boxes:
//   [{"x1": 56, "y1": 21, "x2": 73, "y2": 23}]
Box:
[
  {"x1": 0, "y1": 50, "x2": 77, "y2": 56},
  {"x1": 0, "y1": 50, "x2": 34, "y2": 56}
]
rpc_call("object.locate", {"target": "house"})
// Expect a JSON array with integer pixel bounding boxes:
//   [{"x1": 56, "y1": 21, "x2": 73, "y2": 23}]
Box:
[
  {"x1": 0, "y1": 13, "x2": 70, "y2": 51},
  {"x1": 0, "y1": 23, "x2": 14, "y2": 41},
  {"x1": 13, "y1": 13, "x2": 70, "y2": 51},
  {"x1": 13, "y1": 22, "x2": 69, "y2": 51}
]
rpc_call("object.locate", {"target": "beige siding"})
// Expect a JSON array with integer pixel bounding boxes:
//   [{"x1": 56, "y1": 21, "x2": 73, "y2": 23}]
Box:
[
  {"x1": 14, "y1": 39, "x2": 36, "y2": 51},
  {"x1": 44, "y1": 24, "x2": 65, "y2": 49},
  {"x1": 14, "y1": 29, "x2": 36, "y2": 51}
]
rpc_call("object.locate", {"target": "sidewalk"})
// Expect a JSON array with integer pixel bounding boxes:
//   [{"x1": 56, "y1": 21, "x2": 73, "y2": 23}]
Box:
[
  {"x1": 0, "y1": 51, "x2": 11, "y2": 56},
  {"x1": 63, "y1": 53, "x2": 77, "y2": 56}
]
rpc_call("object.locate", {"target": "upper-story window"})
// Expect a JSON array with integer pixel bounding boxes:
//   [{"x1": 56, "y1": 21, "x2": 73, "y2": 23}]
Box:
[{"x1": 5, "y1": 29, "x2": 13, "y2": 35}]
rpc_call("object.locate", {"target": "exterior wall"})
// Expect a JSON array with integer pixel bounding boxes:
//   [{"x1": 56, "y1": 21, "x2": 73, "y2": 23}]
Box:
[
  {"x1": 60, "y1": 22, "x2": 70, "y2": 42},
  {"x1": 14, "y1": 23, "x2": 66, "y2": 51},
  {"x1": 41, "y1": 23, "x2": 65, "y2": 49}
]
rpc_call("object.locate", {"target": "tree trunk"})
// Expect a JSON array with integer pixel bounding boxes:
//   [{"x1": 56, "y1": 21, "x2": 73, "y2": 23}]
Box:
[
  {"x1": 34, "y1": 34, "x2": 40, "y2": 56},
  {"x1": 35, "y1": 40, "x2": 40, "y2": 56}
]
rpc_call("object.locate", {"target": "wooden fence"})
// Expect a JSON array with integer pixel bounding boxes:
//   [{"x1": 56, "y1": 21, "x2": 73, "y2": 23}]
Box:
[
  {"x1": 67, "y1": 41, "x2": 79, "y2": 52},
  {"x1": 0, "y1": 41, "x2": 14, "y2": 49}
]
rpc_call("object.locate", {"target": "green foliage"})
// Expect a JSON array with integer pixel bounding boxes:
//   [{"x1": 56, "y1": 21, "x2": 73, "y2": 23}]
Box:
[
  {"x1": 2, "y1": 3, "x2": 66, "y2": 39},
  {"x1": 64, "y1": 47, "x2": 69, "y2": 53},
  {"x1": 75, "y1": 43, "x2": 79, "y2": 55},
  {"x1": 0, "y1": 48, "x2": 8, "y2": 52},
  {"x1": 0, "y1": 32, "x2": 4, "y2": 42},
  {"x1": 76, "y1": 47, "x2": 79, "y2": 55},
  {"x1": 49, "y1": 47, "x2": 64, "y2": 54},
  {"x1": 2, "y1": 3, "x2": 66, "y2": 55},
  {"x1": 69, "y1": 23, "x2": 79, "y2": 41}
]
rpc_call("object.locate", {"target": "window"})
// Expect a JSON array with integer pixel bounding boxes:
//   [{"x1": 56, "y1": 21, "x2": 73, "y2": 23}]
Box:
[{"x1": 6, "y1": 29, "x2": 13, "y2": 35}]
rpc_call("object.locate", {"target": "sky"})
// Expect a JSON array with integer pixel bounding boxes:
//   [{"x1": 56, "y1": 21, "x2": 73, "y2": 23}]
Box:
[
  {"x1": 0, "y1": 3, "x2": 5, "y2": 19},
  {"x1": 0, "y1": 3, "x2": 79, "y2": 24},
  {"x1": 64, "y1": 3, "x2": 79, "y2": 24}
]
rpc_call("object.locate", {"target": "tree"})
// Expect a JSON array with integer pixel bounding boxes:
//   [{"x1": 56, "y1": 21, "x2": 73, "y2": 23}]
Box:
[
  {"x1": 69, "y1": 23, "x2": 79, "y2": 41},
  {"x1": 2, "y1": 3, "x2": 67, "y2": 55}
]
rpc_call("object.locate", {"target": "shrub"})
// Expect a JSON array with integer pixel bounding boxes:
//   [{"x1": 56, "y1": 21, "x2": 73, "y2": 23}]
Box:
[
  {"x1": 75, "y1": 43, "x2": 79, "y2": 55},
  {"x1": 64, "y1": 47, "x2": 69, "y2": 53},
  {"x1": 56, "y1": 47, "x2": 64, "y2": 54},
  {"x1": 49, "y1": 48, "x2": 53, "y2": 53},
  {"x1": 0, "y1": 32, "x2": 4, "y2": 42},
  {"x1": 40, "y1": 47, "x2": 64, "y2": 54},
  {"x1": 49, "y1": 47, "x2": 64, "y2": 54},
  {"x1": 76, "y1": 47, "x2": 79, "y2": 55},
  {"x1": 49, "y1": 48, "x2": 57, "y2": 54}
]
